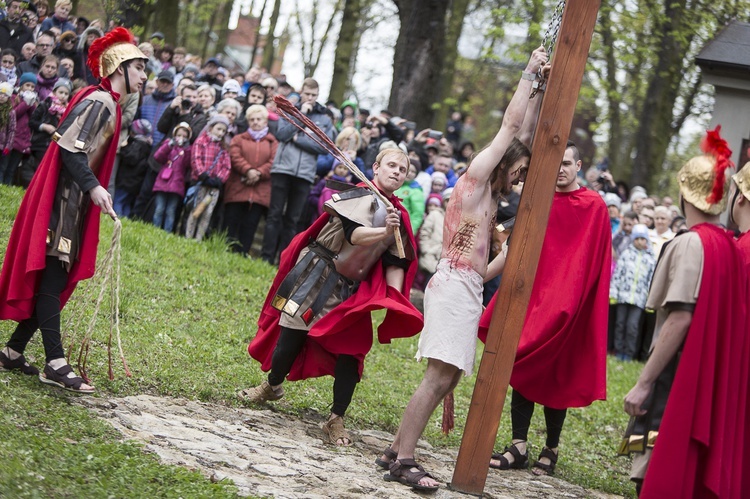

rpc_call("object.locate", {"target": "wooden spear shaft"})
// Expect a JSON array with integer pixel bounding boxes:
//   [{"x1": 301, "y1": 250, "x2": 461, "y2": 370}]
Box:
[{"x1": 450, "y1": 0, "x2": 600, "y2": 494}]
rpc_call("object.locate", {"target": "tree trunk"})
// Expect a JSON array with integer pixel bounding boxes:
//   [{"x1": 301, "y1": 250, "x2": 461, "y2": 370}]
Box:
[
  {"x1": 215, "y1": 0, "x2": 234, "y2": 56},
  {"x1": 261, "y1": 0, "x2": 282, "y2": 72},
  {"x1": 251, "y1": 0, "x2": 269, "y2": 69},
  {"x1": 328, "y1": 0, "x2": 362, "y2": 105},
  {"x1": 389, "y1": 0, "x2": 451, "y2": 128},
  {"x1": 631, "y1": 0, "x2": 689, "y2": 190},
  {"x1": 152, "y1": 0, "x2": 181, "y2": 46},
  {"x1": 432, "y1": 0, "x2": 471, "y2": 131}
]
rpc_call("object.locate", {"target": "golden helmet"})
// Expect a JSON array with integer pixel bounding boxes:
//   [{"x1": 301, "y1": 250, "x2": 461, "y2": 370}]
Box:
[
  {"x1": 732, "y1": 162, "x2": 750, "y2": 202},
  {"x1": 678, "y1": 127, "x2": 733, "y2": 216},
  {"x1": 87, "y1": 27, "x2": 147, "y2": 80}
]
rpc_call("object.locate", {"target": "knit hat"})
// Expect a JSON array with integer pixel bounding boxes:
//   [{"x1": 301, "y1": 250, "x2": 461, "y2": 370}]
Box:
[
  {"x1": 183, "y1": 63, "x2": 199, "y2": 76},
  {"x1": 0, "y1": 82, "x2": 13, "y2": 96},
  {"x1": 53, "y1": 78, "x2": 72, "y2": 93},
  {"x1": 172, "y1": 121, "x2": 192, "y2": 140},
  {"x1": 426, "y1": 193, "x2": 443, "y2": 207},
  {"x1": 60, "y1": 30, "x2": 77, "y2": 42},
  {"x1": 442, "y1": 187, "x2": 454, "y2": 201},
  {"x1": 130, "y1": 119, "x2": 153, "y2": 137},
  {"x1": 207, "y1": 114, "x2": 230, "y2": 129},
  {"x1": 631, "y1": 224, "x2": 649, "y2": 241},
  {"x1": 431, "y1": 171, "x2": 447, "y2": 185},
  {"x1": 19, "y1": 72, "x2": 37, "y2": 87},
  {"x1": 604, "y1": 192, "x2": 621, "y2": 210},
  {"x1": 221, "y1": 79, "x2": 241, "y2": 96}
]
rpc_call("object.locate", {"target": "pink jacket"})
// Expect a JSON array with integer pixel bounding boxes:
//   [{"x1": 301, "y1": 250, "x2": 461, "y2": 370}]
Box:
[
  {"x1": 152, "y1": 140, "x2": 191, "y2": 197},
  {"x1": 12, "y1": 97, "x2": 36, "y2": 153}
]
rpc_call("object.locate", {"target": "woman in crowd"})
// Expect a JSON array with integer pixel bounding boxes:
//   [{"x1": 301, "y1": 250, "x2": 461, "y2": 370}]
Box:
[{"x1": 224, "y1": 105, "x2": 277, "y2": 255}]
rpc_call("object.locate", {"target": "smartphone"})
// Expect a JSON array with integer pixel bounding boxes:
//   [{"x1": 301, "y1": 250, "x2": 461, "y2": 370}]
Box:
[{"x1": 427, "y1": 130, "x2": 443, "y2": 140}]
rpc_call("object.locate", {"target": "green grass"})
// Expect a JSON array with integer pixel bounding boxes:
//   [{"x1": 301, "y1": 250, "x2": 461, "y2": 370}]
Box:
[{"x1": 0, "y1": 184, "x2": 640, "y2": 497}]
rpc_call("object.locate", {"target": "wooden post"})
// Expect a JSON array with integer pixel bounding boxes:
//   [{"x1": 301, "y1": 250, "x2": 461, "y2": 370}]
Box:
[{"x1": 450, "y1": 0, "x2": 600, "y2": 494}]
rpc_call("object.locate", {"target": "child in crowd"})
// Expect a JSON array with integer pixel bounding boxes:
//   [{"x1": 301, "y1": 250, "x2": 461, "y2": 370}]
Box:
[
  {"x1": 316, "y1": 159, "x2": 353, "y2": 217},
  {"x1": 113, "y1": 119, "x2": 153, "y2": 217},
  {"x1": 22, "y1": 78, "x2": 71, "y2": 187},
  {"x1": 612, "y1": 211, "x2": 638, "y2": 260},
  {"x1": 394, "y1": 158, "x2": 425, "y2": 235},
  {"x1": 152, "y1": 123, "x2": 192, "y2": 233},
  {"x1": 5, "y1": 73, "x2": 37, "y2": 185},
  {"x1": 609, "y1": 224, "x2": 656, "y2": 361},
  {"x1": 0, "y1": 82, "x2": 16, "y2": 185},
  {"x1": 0, "y1": 49, "x2": 18, "y2": 87},
  {"x1": 430, "y1": 170, "x2": 447, "y2": 196},
  {"x1": 186, "y1": 115, "x2": 231, "y2": 240},
  {"x1": 418, "y1": 193, "x2": 445, "y2": 284}
]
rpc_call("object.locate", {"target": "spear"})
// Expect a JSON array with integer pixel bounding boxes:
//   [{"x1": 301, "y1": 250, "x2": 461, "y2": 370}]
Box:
[{"x1": 274, "y1": 95, "x2": 405, "y2": 258}]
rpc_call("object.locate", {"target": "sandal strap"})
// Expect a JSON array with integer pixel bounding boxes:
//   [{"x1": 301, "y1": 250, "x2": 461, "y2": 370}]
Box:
[
  {"x1": 45, "y1": 364, "x2": 83, "y2": 390},
  {"x1": 539, "y1": 447, "x2": 558, "y2": 464},
  {"x1": 390, "y1": 459, "x2": 434, "y2": 480},
  {"x1": 383, "y1": 447, "x2": 397, "y2": 460},
  {"x1": 505, "y1": 443, "x2": 525, "y2": 461}
]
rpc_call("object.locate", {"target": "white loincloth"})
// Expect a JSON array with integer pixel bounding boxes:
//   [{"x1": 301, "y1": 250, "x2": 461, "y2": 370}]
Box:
[{"x1": 416, "y1": 258, "x2": 483, "y2": 376}]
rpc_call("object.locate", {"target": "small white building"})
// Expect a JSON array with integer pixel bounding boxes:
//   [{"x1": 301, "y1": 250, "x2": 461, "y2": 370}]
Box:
[{"x1": 696, "y1": 21, "x2": 750, "y2": 169}]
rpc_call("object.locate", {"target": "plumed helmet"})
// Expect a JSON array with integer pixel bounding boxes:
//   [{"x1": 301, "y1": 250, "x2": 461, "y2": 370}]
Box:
[
  {"x1": 678, "y1": 126, "x2": 733, "y2": 215},
  {"x1": 87, "y1": 27, "x2": 148, "y2": 80},
  {"x1": 732, "y1": 163, "x2": 750, "y2": 202}
]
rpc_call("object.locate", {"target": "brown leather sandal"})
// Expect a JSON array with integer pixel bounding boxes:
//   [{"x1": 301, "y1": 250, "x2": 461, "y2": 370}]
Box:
[
  {"x1": 384, "y1": 458, "x2": 439, "y2": 492},
  {"x1": 532, "y1": 446, "x2": 558, "y2": 475},
  {"x1": 490, "y1": 442, "x2": 529, "y2": 470},
  {"x1": 237, "y1": 381, "x2": 284, "y2": 404},
  {"x1": 375, "y1": 446, "x2": 397, "y2": 470},
  {"x1": 321, "y1": 415, "x2": 352, "y2": 446}
]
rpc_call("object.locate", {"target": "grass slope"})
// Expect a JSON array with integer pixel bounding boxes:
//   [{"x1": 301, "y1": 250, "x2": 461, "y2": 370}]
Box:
[{"x1": 0, "y1": 185, "x2": 639, "y2": 497}]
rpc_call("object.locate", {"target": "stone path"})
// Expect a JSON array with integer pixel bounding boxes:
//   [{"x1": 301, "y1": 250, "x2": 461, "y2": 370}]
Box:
[{"x1": 76, "y1": 395, "x2": 621, "y2": 498}]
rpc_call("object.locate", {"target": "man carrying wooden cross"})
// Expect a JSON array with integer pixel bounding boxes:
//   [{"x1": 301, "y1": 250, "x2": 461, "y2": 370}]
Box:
[
  {"x1": 378, "y1": 46, "x2": 548, "y2": 492},
  {"x1": 240, "y1": 148, "x2": 423, "y2": 447}
]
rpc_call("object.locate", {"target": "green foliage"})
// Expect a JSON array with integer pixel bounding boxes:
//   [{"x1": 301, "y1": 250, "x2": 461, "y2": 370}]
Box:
[{"x1": 0, "y1": 184, "x2": 640, "y2": 496}]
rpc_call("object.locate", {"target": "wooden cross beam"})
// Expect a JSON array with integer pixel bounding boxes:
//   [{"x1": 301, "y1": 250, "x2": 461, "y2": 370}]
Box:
[{"x1": 450, "y1": 0, "x2": 601, "y2": 494}]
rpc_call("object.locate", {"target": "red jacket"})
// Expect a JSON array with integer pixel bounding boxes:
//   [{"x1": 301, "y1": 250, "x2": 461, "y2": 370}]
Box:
[{"x1": 225, "y1": 131, "x2": 277, "y2": 206}]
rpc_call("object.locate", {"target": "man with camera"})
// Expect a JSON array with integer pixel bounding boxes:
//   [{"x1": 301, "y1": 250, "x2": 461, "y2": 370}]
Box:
[
  {"x1": 260, "y1": 77, "x2": 336, "y2": 265},
  {"x1": 360, "y1": 112, "x2": 405, "y2": 170},
  {"x1": 157, "y1": 83, "x2": 208, "y2": 143}
]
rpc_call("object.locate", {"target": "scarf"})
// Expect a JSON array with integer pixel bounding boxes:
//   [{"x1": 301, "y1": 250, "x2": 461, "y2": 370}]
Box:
[
  {"x1": 48, "y1": 95, "x2": 66, "y2": 117},
  {"x1": 0, "y1": 67, "x2": 17, "y2": 86},
  {"x1": 248, "y1": 126, "x2": 268, "y2": 141}
]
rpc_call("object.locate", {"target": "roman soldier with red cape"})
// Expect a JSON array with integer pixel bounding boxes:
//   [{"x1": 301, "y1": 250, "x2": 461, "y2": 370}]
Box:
[{"x1": 0, "y1": 28, "x2": 147, "y2": 393}]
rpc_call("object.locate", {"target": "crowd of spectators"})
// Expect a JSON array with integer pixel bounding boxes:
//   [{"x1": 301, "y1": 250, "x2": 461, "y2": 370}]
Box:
[{"x1": 1, "y1": 0, "x2": 685, "y2": 361}]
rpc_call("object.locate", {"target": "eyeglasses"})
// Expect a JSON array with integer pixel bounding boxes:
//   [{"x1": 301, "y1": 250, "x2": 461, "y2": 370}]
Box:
[
  {"x1": 264, "y1": 86, "x2": 277, "y2": 90},
  {"x1": 36, "y1": 43, "x2": 52, "y2": 48}
]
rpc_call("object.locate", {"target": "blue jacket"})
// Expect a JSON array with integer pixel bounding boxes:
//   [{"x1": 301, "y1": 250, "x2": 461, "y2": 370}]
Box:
[
  {"x1": 138, "y1": 88, "x2": 176, "y2": 149},
  {"x1": 271, "y1": 102, "x2": 336, "y2": 183}
]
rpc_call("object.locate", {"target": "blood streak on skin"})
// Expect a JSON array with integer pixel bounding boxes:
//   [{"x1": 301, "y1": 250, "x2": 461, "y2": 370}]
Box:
[{"x1": 448, "y1": 220, "x2": 479, "y2": 268}]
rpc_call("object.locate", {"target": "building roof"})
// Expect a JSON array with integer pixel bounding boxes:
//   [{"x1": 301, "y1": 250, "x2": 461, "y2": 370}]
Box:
[{"x1": 696, "y1": 21, "x2": 750, "y2": 73}]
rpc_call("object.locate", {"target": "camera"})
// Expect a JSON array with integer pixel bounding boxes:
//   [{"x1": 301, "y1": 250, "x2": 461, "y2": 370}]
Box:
[
  {"x1": 427, "y1": 130, "x2": 443, "y2": 140},
  {"x1": 180, "y1": 99, "x2": 192, "y2": 111}
]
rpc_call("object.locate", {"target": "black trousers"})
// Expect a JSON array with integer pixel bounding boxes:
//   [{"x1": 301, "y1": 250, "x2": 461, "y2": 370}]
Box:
[
  {"x1": 511, "y1": 389, "x2": 568, "y2": 448},
  {"x1": 260, "y1": 173, "x2": 311, "y2": 264},
  {"x1": 6, "y1": 256, "x2": 68, "y2": 362},
  {"x1": 268, "y1": 326, "x2": 359, "y2": 416},
  {"x1": 223, "y1": 201, "x2": 267, "y2": 255}
]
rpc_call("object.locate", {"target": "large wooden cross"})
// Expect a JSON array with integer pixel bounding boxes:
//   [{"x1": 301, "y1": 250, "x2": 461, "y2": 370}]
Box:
[{"x1": 450, "y1": 0, "x2": 601, "y2": 494}]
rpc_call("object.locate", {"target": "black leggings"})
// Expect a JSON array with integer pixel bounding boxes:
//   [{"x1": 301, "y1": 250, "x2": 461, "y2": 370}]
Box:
[
  {"x1": 6, "y1": 257, "x2": 68, "y2": 362},
  {"x1": 268, "y1": 326, "x2": 360, "y2": 416},
  {"x1": 511, "y1": 389, "x2": 568, "y2": 449}
]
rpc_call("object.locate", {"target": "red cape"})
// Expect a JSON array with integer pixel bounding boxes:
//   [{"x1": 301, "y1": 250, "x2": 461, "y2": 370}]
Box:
[
  {"x1": 479, "y1": 187, "x2": 611, "y2": 408},
  {"x1": 248, "y1": 189, "x2": 423, "y2": 380},
  {"x1": 641, "y1": 224, "x2": 749, "y2": 498},
  {"x1": 0, "y1": 80, "x2": 122, "y2": 321},
  {"x1": 737, "y1": 231, "x2": 750, "y2": 266}
]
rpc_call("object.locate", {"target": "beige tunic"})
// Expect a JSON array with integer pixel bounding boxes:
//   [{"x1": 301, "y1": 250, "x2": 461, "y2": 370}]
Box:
[
  {"x1": 47, "y1": 90, "x2": 118, "y2": 269},
  {"x1": 631, "y1": 232, "x2": 703, "y2": 481}
]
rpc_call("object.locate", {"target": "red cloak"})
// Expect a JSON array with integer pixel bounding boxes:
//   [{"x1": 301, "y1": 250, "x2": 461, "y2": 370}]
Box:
[
  {"x1": 0, "y1": 80, "x2": 122, "y2": 321},
  {"x1": 640, "y1": 224, "x2": 749, "y2": 498},
  {"x1": 737, "y1": 231, "x2": 750, "y2": 266},
  {"x1": 248, "y1": 190, "x2": 423, "y2": 380},
  {"x1": 479, "y1": 187, "x2": 611, "y2": 408}
]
